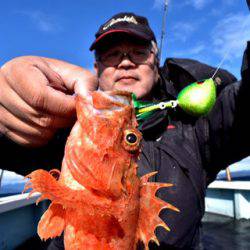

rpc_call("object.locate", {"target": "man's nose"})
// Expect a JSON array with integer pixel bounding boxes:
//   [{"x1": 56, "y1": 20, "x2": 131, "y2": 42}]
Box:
[{"x1": 117, "y1": 54, "x2": 136, "y2": 68}]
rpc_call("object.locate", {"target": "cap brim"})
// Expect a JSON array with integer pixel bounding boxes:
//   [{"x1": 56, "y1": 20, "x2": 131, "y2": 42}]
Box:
[{"x1": 89, "y1": 29, "x2": 151, "y2": 51}]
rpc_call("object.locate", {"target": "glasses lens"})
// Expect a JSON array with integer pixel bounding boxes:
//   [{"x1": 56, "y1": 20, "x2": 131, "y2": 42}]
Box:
[
  {"x1": 100, "y1": 50, "x2": 122, "y2": 67},
  {"x1": 99, "y1": 48, "x2": 151, "y2": 67},
  {"x1": 130, "y1": 49, "x2": 151, "y2": 64}
]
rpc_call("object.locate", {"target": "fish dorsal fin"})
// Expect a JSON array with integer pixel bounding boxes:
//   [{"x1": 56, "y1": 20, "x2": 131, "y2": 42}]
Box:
[{"x1": 136, "y1": 172, "x2": 179, "y2": 249}]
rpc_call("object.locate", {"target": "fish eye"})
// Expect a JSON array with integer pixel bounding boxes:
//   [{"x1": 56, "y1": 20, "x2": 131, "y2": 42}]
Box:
[
  {"x1": 123, "y1": 129, "x2": 142, "y2": 152},
  {"x1": 126, "y1": 132, "x2": 138, "y2": 145}
]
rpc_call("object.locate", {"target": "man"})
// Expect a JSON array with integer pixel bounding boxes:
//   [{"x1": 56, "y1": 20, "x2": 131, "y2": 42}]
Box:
[{"x1": 0, "y1": 12, "x2": 249, "y2": 250}]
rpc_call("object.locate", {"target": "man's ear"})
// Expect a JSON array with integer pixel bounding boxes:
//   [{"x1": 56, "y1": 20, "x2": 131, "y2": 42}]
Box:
[
  {"x1": 94, "y1": 61, "x2": 98, "y2": 75},
  {"x1": 154, "y1": 66, "x2": 160, "y2": 83},
  {"x1": 94, "y1": 61, "x2": 102, "y2": 77}
]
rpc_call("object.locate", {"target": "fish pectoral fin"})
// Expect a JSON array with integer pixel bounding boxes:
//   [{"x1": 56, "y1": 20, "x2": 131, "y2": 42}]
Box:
[
  {"x1": 24, "y1": 169, "x2": 62, "y2": 202},
  {"x1": 136, "y1": 172, "x2": 179, "y2": 250},
  {"x1": 38, "y1": 203, "x2": 65, "y2": 240},
  {"x1": 24, "y1": 169, "x2": 113, "y2": 210},
  {"x1": 24, "y1": 169, "x2": 73, "y2": 207}
]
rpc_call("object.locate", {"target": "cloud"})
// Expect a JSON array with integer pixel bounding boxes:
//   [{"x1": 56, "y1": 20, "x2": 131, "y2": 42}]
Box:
[
  {"x1": 221, "y1": 0, "x2": 235, "y2": 6},
  {"x1": 211, "y1": 13, "x2": 250, "y2": 61},
  {"x1": 170, "y1": 21, "x2": 198, "y2": 42},
  {"x1": 185, "y1": 0, "x2": 213, "y2": 10},
  {"x1": 15, "y1": 10, "x2": 62, "y2": 32},
  {"x1": 172, "y1": 43, "x2": 206, "y2": 57}
]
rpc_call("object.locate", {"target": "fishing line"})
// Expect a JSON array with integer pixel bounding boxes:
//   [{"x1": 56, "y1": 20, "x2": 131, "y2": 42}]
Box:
[
  {"x1": 134, "y1": 1, "x2": 250, "y2": 122},
  {"x1": 211, "y1": 47, "x2": 231, "y2": 79},
  {"x1": 159, "y1": 1, "x2": 249, "y2": 78},
  {"x1": 211, "y1": 12, "x2": 250, "y2": 79}
]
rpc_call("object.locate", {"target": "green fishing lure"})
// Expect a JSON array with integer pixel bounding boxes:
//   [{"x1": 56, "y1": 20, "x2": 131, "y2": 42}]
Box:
[{"x1": 132, "y1": 78, "x2": 216, "y2": 122}]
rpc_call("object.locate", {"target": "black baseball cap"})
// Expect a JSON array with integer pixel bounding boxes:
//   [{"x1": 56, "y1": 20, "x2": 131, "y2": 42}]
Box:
[{"x1": 89, "y1": 12, "x2": 156, "y2": 51}]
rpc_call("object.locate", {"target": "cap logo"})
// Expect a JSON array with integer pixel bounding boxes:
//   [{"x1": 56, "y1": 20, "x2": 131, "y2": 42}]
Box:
[{"x1": 102, "y1": 16, "x2": 138, "y2": 31}]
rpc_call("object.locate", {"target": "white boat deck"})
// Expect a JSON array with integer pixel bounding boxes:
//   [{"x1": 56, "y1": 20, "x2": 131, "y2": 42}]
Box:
[
  {"x1": 0, "y1": 193, "x2": 40, "y2": 214},
  {"x1": 208, "y1": 180, "x2": 250, "y2": 190},
  {"x1": 206, "y1": 180, "x2": 250, "y2": 219}
]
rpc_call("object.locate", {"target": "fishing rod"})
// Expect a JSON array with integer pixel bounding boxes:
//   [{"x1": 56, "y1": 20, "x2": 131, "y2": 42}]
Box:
[{"x1": 159, "y1": 0, "x2": 169, "y2": 64}]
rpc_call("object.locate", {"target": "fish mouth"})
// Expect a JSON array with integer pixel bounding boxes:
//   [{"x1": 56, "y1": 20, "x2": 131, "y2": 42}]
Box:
[
  {"x1": 86, "y1": 90, "x2": 132, "y2": 116},
  {"x1": 102, "y1": 90, "x2": 131, "y2": 105}
]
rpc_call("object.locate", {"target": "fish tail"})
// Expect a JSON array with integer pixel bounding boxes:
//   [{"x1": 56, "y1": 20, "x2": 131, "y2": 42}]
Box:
[{"x1": 136, "y1": 171, "x2": 179, "y2": 249}]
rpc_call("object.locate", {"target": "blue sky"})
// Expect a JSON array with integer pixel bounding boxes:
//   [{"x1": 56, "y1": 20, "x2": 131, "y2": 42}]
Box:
[{"x1": 1, "y1": 0, "x2": 250, "y2": 78}]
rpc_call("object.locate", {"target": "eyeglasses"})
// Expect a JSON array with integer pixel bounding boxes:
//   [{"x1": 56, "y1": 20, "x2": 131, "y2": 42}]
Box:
[{"x1": 97, "y1": 48, "x2": 153, "y2": 67}]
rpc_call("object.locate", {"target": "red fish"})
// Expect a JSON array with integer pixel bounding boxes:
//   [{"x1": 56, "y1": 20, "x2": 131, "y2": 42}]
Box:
[{"x1": 24, "y1": 91, "x2": 179, "y2": 250}]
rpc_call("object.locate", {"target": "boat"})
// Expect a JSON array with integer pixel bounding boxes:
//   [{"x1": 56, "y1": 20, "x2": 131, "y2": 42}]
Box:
[
  {"x1": 206, "y1": 157, "x2": 250, "y2": 219},
  {"x1": 0, "y1": 192, "x2": 49, "y2": 249}
]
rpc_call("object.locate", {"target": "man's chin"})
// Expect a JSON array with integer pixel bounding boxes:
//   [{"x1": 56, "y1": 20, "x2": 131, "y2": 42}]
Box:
[
  {"x1": 111, "y1": 83, "x2": 147, "y2": 99},
  {"x1": 113, "y1": 83, "x2": 134, "y2": 92}
]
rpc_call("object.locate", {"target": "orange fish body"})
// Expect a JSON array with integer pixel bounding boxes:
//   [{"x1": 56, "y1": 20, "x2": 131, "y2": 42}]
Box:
[{"x1": 24, "y1": 91, "x2": 178, "y2": 250}]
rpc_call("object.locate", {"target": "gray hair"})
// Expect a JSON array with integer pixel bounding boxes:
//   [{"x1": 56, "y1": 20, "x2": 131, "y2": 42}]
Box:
[{"x1": 151, "y1": 40, "x2": 159, "y2": 66}]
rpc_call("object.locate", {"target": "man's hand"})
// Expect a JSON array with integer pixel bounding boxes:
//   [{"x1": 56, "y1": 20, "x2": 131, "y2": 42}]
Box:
[{"x1": 0, "y1": 56, "x2": 98, "y2": 147}]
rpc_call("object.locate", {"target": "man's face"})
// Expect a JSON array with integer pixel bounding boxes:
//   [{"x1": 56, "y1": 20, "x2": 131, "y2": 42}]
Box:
[{"x1": 94, "y1": 38, "x2": 159, "y2": 99}]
